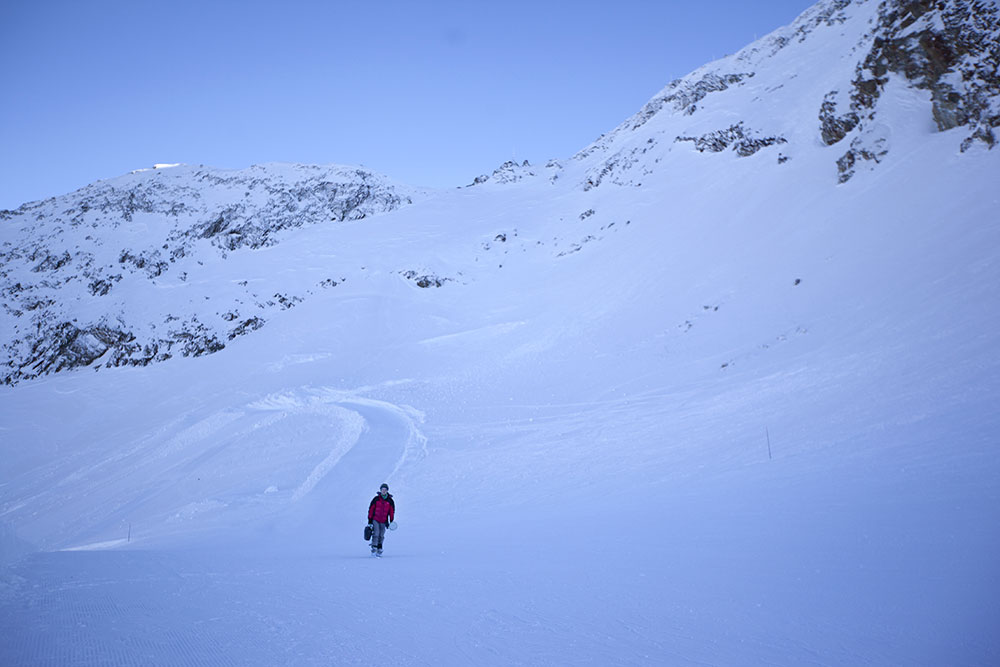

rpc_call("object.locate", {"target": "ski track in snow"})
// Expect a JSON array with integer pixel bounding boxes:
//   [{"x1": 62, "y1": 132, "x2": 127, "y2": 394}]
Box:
[
  {"x1": 248, "y1": 384, "x2": 428, "y2": 496},
  {"x1": 247, "y1": 392, "x2": 367, "y2": 503},
  {"x1": 0, "y1": 383, "x2": 434, "y2": 666},
  {"x1": 0, "y1": 381, "x2": 426, "y2": 555}
]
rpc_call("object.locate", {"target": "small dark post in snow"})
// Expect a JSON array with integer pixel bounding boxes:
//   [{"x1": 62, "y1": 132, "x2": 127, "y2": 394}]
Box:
[{"x1": 766, "y1": 427, "x2": 773, "y2": 461}]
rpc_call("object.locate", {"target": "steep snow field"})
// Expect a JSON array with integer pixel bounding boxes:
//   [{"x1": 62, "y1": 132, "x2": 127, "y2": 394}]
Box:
[{"x1": 3, "y1": 1, "x2": 1000, "y2": 664}]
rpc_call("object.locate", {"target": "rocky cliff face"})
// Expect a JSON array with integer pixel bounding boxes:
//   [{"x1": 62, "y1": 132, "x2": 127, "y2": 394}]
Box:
[
  {"x1": 0, "y1": 164, "x2": 420, "y2": 384},
  {"x1": 820, "y1": 0, "x2": 1000, "y2": 181},
  {"x1": 573, "y1": 0, "x2": 998, "y2": 187}
]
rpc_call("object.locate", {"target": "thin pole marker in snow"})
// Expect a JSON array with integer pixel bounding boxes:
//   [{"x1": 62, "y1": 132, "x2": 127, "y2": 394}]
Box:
[{"x1": 766, "y1": 427, "x2": 773, "y2": 461}]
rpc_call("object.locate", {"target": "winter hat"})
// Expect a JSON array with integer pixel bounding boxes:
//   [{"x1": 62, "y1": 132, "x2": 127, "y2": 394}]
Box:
[{"x1": 380, "y1": 483, "x2": 389, "y2": 491}]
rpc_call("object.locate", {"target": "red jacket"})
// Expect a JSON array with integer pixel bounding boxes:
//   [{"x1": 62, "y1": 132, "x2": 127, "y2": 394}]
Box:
[{"x1": 368, "y1": 493, "x2": 395, "y2": 523}]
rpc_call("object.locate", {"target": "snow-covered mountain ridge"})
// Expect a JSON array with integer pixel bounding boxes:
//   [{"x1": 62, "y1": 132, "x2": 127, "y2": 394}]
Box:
[
  {"x1": 2, "y1": 0, "x2": 997, "y2": 387},
  {"x1": 1, "y1": 164, "x2": 422, "y2": 384},
  {"x1": 571, "y1": 0, "x2": 999, "y2": 186}
]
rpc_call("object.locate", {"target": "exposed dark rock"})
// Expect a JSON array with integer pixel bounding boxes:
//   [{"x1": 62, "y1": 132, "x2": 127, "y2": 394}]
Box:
[
  {"x1": 119, "y1": 250, "x2": 170, "y2": 278},
  {"x1": 2, "y1": 314, "x2": 239, "y2": 383},
  {"x1": 820, "y1": 93, "x2": 861, "y2": 146},
  {"x1": 171, "y1": 323, "x2": 225, "y2": 357},
  {"x1": 470, "y1": 160, "x2": 535, "y2": 186},
  {"x1": 820, "y1": 0, "x2": 1000, "y2": 171},
  {"x1": 837, "y1": 128, "x2": 891, "y2": 183},
  {"x1": 401, "y1": 270, "x2": 449, "y2": 288},
  {"x1": 31, "y1": 252, "x2": 72, "y2": 273},
  {"x1": 675, "y1": 122, "x2": 788, "y2": 156},
  {"x1": 228, "y1": 317, "x2": 265, "y2": 340},
  {"x1": 583, "y1": 148, "x2": 646, "y2": 190},
  {"x1": 23, "y1": 298, "x2": 55, "y2": 312},
  {"x1": 274, "y1": 293, "x2": 303, "y2": 310},
  {"x1": 25, "y1": 323, "x2": 135, "y2": 377},
  {"x1": 556, "y1": 235, "x2": 598, "y2": 258},
  {"x1": 1, "y1": 164, "x2": 418, "y2": 384},
  {"x1": 630, "y1": 72, "x2": 755, "y2": 129}
]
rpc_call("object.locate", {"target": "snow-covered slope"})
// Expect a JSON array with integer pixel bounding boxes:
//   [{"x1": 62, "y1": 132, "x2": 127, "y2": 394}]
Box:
[
  {"x1": 571, "y1": 0, "x2": 1000, "y2": 186},
  {"x1": 2, "y1": 0, "x2": 999, "y2": 664},
  {"x1": 3, "y1": 0, "x2": 997, "y2": 388},
  {"x1": 0, "y1": 163, "x2": 421, "y2": 384}
]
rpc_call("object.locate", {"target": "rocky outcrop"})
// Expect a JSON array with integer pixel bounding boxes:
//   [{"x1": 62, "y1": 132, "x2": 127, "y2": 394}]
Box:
[
  {"x1": 821, "y1": 0, "x2": 1000, "y2": 180},
  {"x1": 675, "y1": 122, "x2": 788, "y2": 157},
  {"x1": 574, "y1": 0, "x2": 998, "y2": 188},
  {"x1": 820, "y1": 91, "x2": 861, "y2": 146},
  {"x1": 470, "y1": 160, "x2": 537, "y2": 186},
  {"x1": 835, "y1": 125, "x2": 891, "y2": 183},
  {"x1": 3, "y1": 315, "x2": 230, "y2": 384},
  {"x1": 0, "y1": 164, "x2": 421, "y2": 385},
  {"x1": 400, "y1": 271, "x2": 451, "y2": 288},
  {"x1": 630, "y1": 72, "x2": 755, "y2": 129}
]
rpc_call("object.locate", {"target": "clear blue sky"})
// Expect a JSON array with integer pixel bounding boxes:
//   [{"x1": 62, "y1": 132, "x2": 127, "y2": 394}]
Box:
[{"x1": 0, "y1": 0, "x2": 816, "y2": 209}]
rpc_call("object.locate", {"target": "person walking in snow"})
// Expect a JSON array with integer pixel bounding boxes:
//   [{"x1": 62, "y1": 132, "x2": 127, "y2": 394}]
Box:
[{"x1": 367, "y1": 483, "x2": 395, "y2": 557}]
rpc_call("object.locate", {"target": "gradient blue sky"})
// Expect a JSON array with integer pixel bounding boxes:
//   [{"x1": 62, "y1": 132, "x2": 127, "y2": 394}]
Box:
[{"x1": 1, "y1": 0, "x2": 816, "y2": 209}]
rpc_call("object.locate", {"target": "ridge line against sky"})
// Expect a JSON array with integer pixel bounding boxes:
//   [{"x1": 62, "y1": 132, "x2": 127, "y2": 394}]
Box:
[{"x1": 1, "y1": 0, "x2": 816, "y2": 209}]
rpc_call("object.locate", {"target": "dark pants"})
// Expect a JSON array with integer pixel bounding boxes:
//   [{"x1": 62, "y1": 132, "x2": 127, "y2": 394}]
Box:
[{"x1": 370, "y1": 522, "x2": 387, "y2": 553}]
